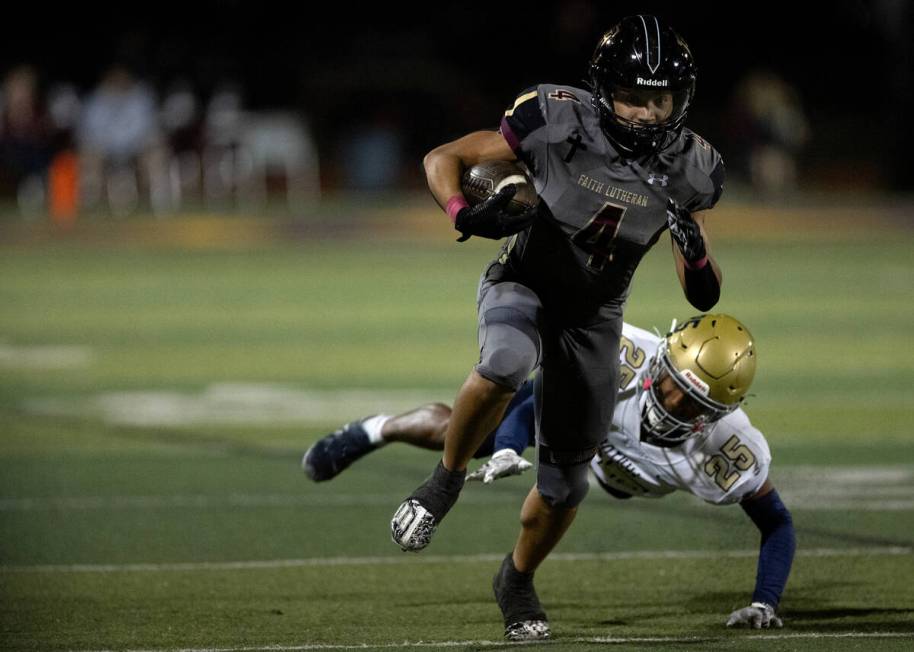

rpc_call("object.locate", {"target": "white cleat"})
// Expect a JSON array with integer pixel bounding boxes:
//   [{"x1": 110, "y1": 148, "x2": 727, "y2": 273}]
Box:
[
  {"x1": 505, "y1": 620, "x2": 551, "y2": 641},
  {"x1": 390, "y1": 499, "x2": 438, "y2": 552},
  {"x1": 493, "y1": 553, "x2": 550, "y2": 640}
]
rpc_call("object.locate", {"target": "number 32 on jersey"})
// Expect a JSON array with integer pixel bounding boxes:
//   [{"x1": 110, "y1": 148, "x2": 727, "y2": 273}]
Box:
[{"x1": 618, "y1": 334, "x2": 647, "y2": 389}]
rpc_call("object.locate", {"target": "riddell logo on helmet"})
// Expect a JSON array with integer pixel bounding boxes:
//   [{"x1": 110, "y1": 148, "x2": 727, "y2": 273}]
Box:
[
  {"x1": 681, "y1": 369, "x2": 710, "y2": 396},
  {"x1": 636, "y1": 77, "x2": 668, "y2": 87}
]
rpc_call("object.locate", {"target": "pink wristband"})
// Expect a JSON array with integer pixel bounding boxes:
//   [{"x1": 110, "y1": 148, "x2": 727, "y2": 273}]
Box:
[
  {"x1": 446, "y1": 195, "x2": 469, "y2": 224},
  {"x1": 683, "y1": 255, "x2": 709, "y2": 271}
]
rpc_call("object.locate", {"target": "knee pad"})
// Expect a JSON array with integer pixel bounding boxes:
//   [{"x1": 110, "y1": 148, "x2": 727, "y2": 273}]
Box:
[
  {"x1": 476, "y1": 306, "x2": 540, "y2": 390},
  {"x1": 536, "y1": 458, "x2": 591, "y2": 509}
]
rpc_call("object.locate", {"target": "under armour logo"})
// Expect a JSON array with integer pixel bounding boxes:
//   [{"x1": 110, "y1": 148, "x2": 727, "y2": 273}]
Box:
[{"x1": 647, "y1": 173, "x2": 669, "y2": 187}]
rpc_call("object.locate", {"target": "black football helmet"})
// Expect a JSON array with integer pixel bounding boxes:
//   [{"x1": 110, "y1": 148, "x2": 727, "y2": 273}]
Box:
[{"x1": 589, "y1": 15, "x2": 697, "y2": 157}]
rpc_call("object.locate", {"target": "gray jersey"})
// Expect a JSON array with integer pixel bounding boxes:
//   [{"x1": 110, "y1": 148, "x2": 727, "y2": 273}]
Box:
[{"x1": 493, "y1": 84, "x2": 724, "y2": 316}]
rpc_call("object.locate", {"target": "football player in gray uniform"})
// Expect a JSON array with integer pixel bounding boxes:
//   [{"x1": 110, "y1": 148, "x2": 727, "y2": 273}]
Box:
[
  {"x1": 390, "y1": 14, "x2": 729, "y2": 640},
  {"x1": 308, "y1": 314, "x2": 795, "y2": 639}
]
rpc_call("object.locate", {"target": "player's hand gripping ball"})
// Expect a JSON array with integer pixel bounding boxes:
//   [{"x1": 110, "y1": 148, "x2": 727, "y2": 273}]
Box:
[
  {"x1": 455, "y1": 161, "x2": 540, "y2": 241},
  {"x1": 461, "y1": 160, "x2": 538, "y2": 214}
]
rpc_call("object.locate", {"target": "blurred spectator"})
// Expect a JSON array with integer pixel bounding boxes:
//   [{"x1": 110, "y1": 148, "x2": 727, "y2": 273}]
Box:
[
  {"x1": 77, "y1": 65, "x2": 169, "y2": 216},
  {"x1": 46, "y1": 83, "x2": 82, "y2": 148},
  {"x1": 339, "y1": 108, "x2": 404, "y2": 191},
  {"x1": 0, "y1": 65, "x2": 53, "y2": 215},
  {"x1": 45, "y1": 83, "x2": 83, "y2": 225},
  {"x1": 238, "y1": 111, "x2": 320, "y2": 208},
  {"x1": 203, "y1": 83, "x2": 319, "y2": 210},
  {"x1": 202, "y1": 83, "x2": 244, "y2": 207},
  {"x1": 728, "y1": 70, "x2": 810, "y2": 199},
  {"x1": 161, "y1": 79, "x2": 203, "y2": 208}
]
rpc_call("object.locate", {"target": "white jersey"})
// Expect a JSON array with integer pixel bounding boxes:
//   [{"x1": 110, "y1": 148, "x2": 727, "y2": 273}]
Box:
[{"x1": 589, "y1": 324, "x2": 771, "y2": 506}]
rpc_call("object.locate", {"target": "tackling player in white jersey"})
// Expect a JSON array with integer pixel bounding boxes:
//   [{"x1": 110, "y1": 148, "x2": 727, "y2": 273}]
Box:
[
  {"x1": 590, "y1": 319, "x2": 769, "y2": 506},
  {"x1": 304, "y1": 314, "x2": 795, "y2": 639}
]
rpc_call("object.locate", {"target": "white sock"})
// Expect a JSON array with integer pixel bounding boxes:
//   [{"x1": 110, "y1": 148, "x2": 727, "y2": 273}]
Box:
[{"x1": 362, "y1": 415, "x2": 391, "y2": 447}]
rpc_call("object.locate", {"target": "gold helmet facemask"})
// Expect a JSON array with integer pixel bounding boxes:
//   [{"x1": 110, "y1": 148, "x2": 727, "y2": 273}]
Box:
[{"x1": 641, "y1": 314, "x2": 757, "y2": 446}]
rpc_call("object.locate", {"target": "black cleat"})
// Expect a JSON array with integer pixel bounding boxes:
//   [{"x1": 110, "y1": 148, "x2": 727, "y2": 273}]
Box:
[
  {"x1": 302, "y1": 419, "x2": 375, "y2": 482},
  {"x1": 391, "y1": 461, "x2": 465, "y2": 551},
  {"x1": 493, "y1": 553, "x2": 551, "y2": 641}
]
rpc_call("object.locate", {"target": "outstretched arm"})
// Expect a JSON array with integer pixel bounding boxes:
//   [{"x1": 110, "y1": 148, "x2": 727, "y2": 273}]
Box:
[
  {"x1": 670, "y1": 206, "x2": 722, "y2": 310},
  {"x1": 726, "y1": 480, "x2": 796, "y2": 628}
]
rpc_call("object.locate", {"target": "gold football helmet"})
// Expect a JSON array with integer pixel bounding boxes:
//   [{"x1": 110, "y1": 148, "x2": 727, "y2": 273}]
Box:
[{"x1": 642, "y1": 313, "x2": 756, "y2": 445}]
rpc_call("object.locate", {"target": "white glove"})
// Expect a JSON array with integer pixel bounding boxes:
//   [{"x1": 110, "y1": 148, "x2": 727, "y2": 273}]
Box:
[
  {"x1": 726, "y1": 602, "x2": 783, "y2": 629},
  {"x1": 466, "y1": 449, "x2": 532, "y2": 484}
]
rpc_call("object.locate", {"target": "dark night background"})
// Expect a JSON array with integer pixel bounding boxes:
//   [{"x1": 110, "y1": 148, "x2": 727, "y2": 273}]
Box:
[{"x1": 2, "y1": 0, "x2": 913, "y2": 194}]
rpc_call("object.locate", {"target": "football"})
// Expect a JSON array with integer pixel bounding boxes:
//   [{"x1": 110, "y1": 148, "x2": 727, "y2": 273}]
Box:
[{"x1": 461, "y1": 160, "x2": 538, "y2": 216}]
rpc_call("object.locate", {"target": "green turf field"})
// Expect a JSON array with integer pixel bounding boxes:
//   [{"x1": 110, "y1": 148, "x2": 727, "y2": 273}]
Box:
[{"x1": 1, "y1": 205, "x2": 913, "y2": 651}]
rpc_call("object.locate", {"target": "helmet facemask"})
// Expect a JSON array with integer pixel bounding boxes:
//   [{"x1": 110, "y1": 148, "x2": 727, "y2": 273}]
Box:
[
  {"x1": 640, "y1": 344, "x2": 739, "y2": 447},
  {"x1": 592, "y1": 83, "x2": 693, "y2": 157}
]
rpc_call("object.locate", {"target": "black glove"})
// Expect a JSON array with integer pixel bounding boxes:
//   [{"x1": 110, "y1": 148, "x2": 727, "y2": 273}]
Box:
[
  {"x1": 666, "y1": 198, "x2": 706, "y2": 263},
  {"x1": 455, "y1": 185, "x2": 539, "y2": 242}
]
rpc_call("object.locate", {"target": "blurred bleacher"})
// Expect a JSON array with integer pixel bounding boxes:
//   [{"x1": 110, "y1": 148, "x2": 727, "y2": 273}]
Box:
[{"x1": 1, "y1": 1, "x2": 912, "y2": 225}]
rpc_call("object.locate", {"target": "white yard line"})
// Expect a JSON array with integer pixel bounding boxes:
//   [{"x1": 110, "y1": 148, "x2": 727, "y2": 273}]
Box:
[
  {"x1": 783, "y1": 499, "x2": 914, "y2": 511},
  {"x1": 3, "y1": 546, "x2": 909, "y2": 574},
  {"x1": 0, "y1": 343, "x2": 93, "y2": 369},
  {"x1": 0, "y1": 493, "x2": 400, "y2": 510},
  {"x1": 74, "y1": 631, "x2": 914, "y2": 652},
  {"x1": 3, "y1": 489, "x2": 912, "y2": 512},
  {"x1": 0, "y1": 493, "x2": 511, "y2": 511},
  {"x1": 24, "y1": 385, "x2": 449, "y2": 427}
]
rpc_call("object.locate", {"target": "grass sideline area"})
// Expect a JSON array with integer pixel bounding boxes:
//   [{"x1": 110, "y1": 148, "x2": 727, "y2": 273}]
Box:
[
  {"x1": 0, "y1": 192, "x2": 912, "y2": 247},
  {"x1": 1, "y1": 199, "x2": 913, "y2": 650}
]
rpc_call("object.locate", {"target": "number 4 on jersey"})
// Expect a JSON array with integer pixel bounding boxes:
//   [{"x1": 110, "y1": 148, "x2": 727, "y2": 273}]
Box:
[{"x1": 572, "y1": 202, "x2": 627, "y2": 270}]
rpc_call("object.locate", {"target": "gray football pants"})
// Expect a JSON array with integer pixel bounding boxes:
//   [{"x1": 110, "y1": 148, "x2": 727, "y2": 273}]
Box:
[{"x1": 474, "y1": 280, "x2": 621, "y2": 507}]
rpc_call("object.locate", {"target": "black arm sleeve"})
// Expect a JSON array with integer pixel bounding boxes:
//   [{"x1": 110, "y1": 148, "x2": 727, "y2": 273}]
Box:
[{"x1": 684, "y1": 263, "x2": 720, "y2": 311}]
